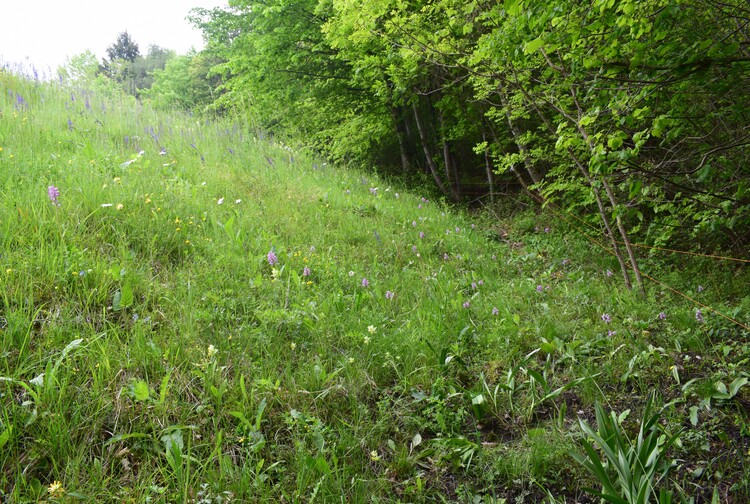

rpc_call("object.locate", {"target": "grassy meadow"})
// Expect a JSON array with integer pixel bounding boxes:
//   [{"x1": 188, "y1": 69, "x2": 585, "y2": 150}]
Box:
[{"x1": 1, "y1": 70, "x2": 749, "y2": 503}]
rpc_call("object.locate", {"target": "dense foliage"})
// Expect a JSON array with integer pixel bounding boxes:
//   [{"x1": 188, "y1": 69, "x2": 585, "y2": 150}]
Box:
[{"x1": 185, "y1": 0, "x2": 750, "y2": 269}]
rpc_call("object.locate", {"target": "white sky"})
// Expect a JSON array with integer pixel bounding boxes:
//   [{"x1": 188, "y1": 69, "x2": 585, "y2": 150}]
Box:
[{"x1": 0, "y1": 0, "x2": 228, "y2": 76}]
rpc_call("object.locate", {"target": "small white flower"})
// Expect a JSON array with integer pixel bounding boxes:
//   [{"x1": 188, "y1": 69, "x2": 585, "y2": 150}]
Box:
[
  {"x1": 367, "y1": 325, "x2": 376, "y2": 334},
  {"x1": 101, "y1": 203, "x2": 113, "y2": 207},
  {"x1": 217, "y1": 198, "x2": 224, "y2": 205},
  {"x1": 235, "y1": 199, "x2": 242, "y2": 204}
]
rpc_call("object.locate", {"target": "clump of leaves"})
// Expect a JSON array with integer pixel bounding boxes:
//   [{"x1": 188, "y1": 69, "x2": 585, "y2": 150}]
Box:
[{"x1": 570, "y1": 396, "x2": 683, "y2": 504}]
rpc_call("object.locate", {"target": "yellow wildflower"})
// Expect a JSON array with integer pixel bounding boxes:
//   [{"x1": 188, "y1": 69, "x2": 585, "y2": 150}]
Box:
[{"x1": 48, "y1": 480, "x2": 65, "y2": 498}]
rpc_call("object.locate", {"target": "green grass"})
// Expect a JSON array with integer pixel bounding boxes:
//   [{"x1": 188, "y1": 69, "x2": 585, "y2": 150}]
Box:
[{"x1": 1, "y1": 69, "x2": 749, "y2": 503}]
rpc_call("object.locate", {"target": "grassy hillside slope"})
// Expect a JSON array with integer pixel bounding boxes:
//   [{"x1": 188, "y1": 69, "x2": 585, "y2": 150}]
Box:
[{"x1": 1, "y1": 71, "x2": 749, "y2": 502}]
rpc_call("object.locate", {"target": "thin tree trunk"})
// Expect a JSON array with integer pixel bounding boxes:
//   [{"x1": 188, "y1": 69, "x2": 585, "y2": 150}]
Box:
[
  {"x1": 488, "y1": 125, "x2": 540, "y2": 201},
  {"x1": 482, "y1": 130, "x2": 495, "y2": 206},
  {"x1": 438, "y1": 110, "x2": 460, "y2": 200},
  {"x1": 390, "y1": 106, "x2": 411, "y2": 174},
  {"x1": 601, "y1": 178, "x2": 645, "y2": 295},
  {"x1": 569, "y1": 148, "x2": 633, "y2": 290},
  {"x1": 566, "y1": 83, "x2": 645, "y2": 295},
  {"x1": 413, "y1": 103, "x2": 450, "y2": 197},
  {"x1": 499, "y1": 92, "x2": 543, "y2": 184}
]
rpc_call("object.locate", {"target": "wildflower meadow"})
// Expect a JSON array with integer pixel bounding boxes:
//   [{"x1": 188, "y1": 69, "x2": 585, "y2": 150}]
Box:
[{"x1": 1, "y1": 68, "x2": 749, "y2": 502}]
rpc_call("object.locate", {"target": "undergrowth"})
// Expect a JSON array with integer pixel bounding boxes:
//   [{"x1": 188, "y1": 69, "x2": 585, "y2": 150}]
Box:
[{"x1": 1, "y1": 70, "x2": 749, "y2": 503}]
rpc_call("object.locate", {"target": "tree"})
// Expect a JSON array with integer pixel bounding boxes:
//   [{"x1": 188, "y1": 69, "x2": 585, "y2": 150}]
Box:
[
  {"x1": 58, "y1": 50, "x2": 99, "y2": 83},
  {"x1": 190, "y1": 0, "x2": 750, "y2": 258},
  {"x1": 106, "y1": 31, "x2": 140, "y2": 63},
  {"x1": 129, "y1": 45, "x2": 175, "y2": 91}
]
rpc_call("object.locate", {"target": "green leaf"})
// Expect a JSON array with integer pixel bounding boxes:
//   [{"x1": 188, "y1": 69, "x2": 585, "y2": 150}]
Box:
[
  {"x1": 689, "y1": 406, "x2": 699, "y2": 426},
  {"x1": 628, "y1": 180, "x2": 642, "y2": 199},
  {"x1": 0, "y1": 425, "x2": 11, "y2": 451},
  {"x1": 120, "y1": 281, "x2": 134, "y2": 308},
  {"x1": 505, "y1": 0, "x2": 522, "y2": 16},
  {"x1": 161, "y1": 429, "x2": 184, "y2": 454},
  {"x1": 130, "y1": 380, "x2": 150, "y2": 401},
  {"x1": 607, "y1": 136, "x2": 623, "y2": 149},
  {"x1": 524, "y1": 37, "x2": 545, "y2": 55},
  {"x1": 540, "y1": 341, "x2": 557, "y2": 354},
  {"x1": 729, "y1": 377, "x2": 748, "y2": 397}
]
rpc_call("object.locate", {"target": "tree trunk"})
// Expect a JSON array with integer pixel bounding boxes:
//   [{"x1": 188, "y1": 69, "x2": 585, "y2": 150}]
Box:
[
  {"x1": 438, "y1": 110, "x2": 460, "y2": 201},
  {"x1": 413, "y1": 103, "x2": 450, "y2": 197},
  {"x1": 390, "y1": 106, "x2": 412, "y2": 174},
  {"x1": 569, "y1": 148, "x2": 633, "y2": 290},
  {"x1": 601, "y1": 177, "x2": 646, "y2": 295},
  {"x1": 488, "y1": 125, "x2": 540, "y2": 201},
  {"x1": 482, "y1": 130, "x2": 495, "y2": 206}
]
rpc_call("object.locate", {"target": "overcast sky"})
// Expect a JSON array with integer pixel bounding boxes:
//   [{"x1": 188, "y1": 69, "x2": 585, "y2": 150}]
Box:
[{"x1": 0, "y1": 0, "x2": 228, "y2": 76}]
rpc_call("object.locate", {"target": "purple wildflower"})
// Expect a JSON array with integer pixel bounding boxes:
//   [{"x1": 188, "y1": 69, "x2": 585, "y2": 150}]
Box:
[
  {"x1": 412, "y1": 221, "x2": 417, "y2": 227},
  {"x1": 608, "y1": 330, "x2": 617, "y2": 337},
  {"x1": 478, "y1": 280, "x2": 484, "y2": 286},
  {"x1": 303, "y1": 266, "x2": 311, "y2": 276},
  {"x1": 697, "y1": 285, "x2": 704, "y2": 292},
  {"x1": 47, "y1": 185, "x2": 61, "y2": 206},
  {"x1": 463, "y1": 301, "x2": 470, "y2": 309},
  {"x1": 471, "y1": 282, "x2": 478, "y2": 290},
  {"x1": 696, "y1": 310, "x2": 705, "y2": 323},
  {"x1": 601, "y1": 313, "x2": 612, "y2": 323},
  {"x1": 536, "y1": 285, "x2": 543, "y2": 292},
  {"x1": 606, "y1": 269, "x2": 613, "y2": 277},
  {"x1": 658, "y1": 312, "x2": 667, "y2": 321},
  {"x1": 443, "y1": 253, "x2": 449, "y2": 260},
  {"x1": 544, "y1": 227, "x2": 550, "y2": 233},
  {"x1": 385, "y1": 290, "x2": 394, "y2": 300},
  {"x1": 562, "y1": 259, "x2": 569, "y2": 266},
  {"x1": 418, "y1": 204, "x2": 423, "y2": 209},
  {"x1": 267, "y1": 251, "x2": 278, "y2": 266},
  {"x1": 412, "y1": 246, "x2": 418, "y2": 253},
  {"x1": 455, "y1": 227, "x2": 460, "y2": 233},
  {"x1": 361, "y1": 278, "x2": 369, "y2": 287},
  {"x1": 419, "y1": 231, "x2": 425, "y2": 239},
  {"x1": 492, "y1": 307, "x2": 499, "y2": 315}
]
